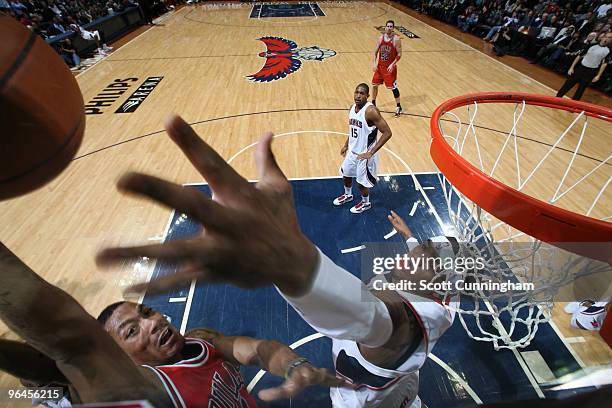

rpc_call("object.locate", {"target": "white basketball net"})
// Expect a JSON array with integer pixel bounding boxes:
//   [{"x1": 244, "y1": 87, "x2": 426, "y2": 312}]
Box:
[{"x1": 431, "y1": 99, "x2": 611, "y2": 350}]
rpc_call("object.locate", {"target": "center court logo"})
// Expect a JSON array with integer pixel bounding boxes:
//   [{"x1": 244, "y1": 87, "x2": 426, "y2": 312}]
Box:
[{"x1": 247, "y1": 36, "x2": 336, "y2": 82}]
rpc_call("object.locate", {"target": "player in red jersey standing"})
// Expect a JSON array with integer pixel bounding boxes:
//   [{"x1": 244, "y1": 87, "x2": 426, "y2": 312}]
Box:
[{"x1": 372, "y1": 20, "x2": 403, "y2": 117}]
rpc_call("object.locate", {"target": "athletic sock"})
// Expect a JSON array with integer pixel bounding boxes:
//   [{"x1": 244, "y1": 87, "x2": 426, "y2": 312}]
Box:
[
  {"x1": 344, "y1": 186, "x2": 352, "y2": 195},
  {"x1": 362, "y1": 195, "x2": 370, "y2": 204}
]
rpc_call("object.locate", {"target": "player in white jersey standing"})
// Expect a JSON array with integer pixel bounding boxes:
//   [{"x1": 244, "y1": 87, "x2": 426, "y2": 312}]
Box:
[{"x1": 333, "y1": 83, "x2": 392, "y2": 214}]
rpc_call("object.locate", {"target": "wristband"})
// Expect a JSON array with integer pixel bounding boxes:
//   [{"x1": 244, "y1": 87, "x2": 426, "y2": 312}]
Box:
[
  {"x1": 405, "y1": 237, "x2": 419, "y2": 252},
  {"x1": 284, "y1": 357, "x2": 310, "y2": 379}
]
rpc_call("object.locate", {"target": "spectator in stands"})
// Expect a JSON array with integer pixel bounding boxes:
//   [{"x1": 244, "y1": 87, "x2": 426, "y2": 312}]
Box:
[
  {"x1": 458, "y1": 6, "x2": 480, "y2": 32},
  {"x1": 408, "y1": 0, "x2": 612, "y2": 97},
  {"x1": 596, "y1": 2, "x2": 611, "y2": 19},
  {"x1": 517, "y1": 9, "x2": 535, "y2": 33},
  {"x1": 484, "y1": 10, "x2": 518, "y2": 41},
  {"x1": 556, "y1": 32, "x2": 611, "y2": 100},
  {"x1": 67, "y1": 16, "x2": 112, "y2": 56},
  {"x1": 48, "y1": 15, "x2": 67, "y2": 35},
  {"x1": 58, "y1": 38, "x2": 81, "y2": 68},
  {"x1": 544, "y1": 30, "x2": 582, "y2": 69},
  {"x1": 493, "y1": 24, "x2": 513, "y2": 55},
  {"x1": 530, "y1": 25, "x2": 575, "y2": 64},
  {"x1": 576, "y1": 11, "x2": 596, "y2": 36}
]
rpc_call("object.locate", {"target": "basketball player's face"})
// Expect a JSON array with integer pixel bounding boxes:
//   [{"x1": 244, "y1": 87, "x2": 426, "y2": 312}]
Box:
[
  {"x1": 354, "y1": 86, "x2": 369, "y2": 107},
  {"x1": 106, "y1": 302, "x2": 185, "y2": 365},
  {"x1": 385, "y1": 22, "x2": 394, "y2": 35}
]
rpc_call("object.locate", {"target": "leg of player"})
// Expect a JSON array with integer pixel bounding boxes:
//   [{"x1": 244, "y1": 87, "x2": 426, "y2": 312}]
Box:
[
  {"x1": 393, "y1": 87, "x2": 402, "y2": 117},
  {"x1": 371, "y1": 84, "x2": 379, "y2": 106},
  {"x1": 350, "y1": 184, "x2": 372, "y2": 214},
  {"x1": 333, "y1": 177, "x2": 354, "y2": 206}
]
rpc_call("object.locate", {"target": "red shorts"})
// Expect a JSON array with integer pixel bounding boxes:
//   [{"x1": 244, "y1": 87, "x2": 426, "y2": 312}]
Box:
[{"x1": 372, "y1": 65, "x2": 397, "y2": 89}]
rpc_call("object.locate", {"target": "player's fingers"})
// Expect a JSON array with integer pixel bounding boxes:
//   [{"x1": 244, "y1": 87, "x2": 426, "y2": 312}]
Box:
[
  {"x1": 314, "y1": 369, "x2": 348, "y2": 388},
  {"x1": 257, "y1": 380, "x2": 299, "y2": 401},
  {"x1": 96, "y1": 239, "x2": 211, "y2": 267},
  {"x1": 255, "y1": 131, "x2": 287, "y2": 183},
  {"x1": 124, "y1": 266, "x2": 213, "y2": 296},
  {"x1": 164, "y1": 115, "x2": 250, "y2": 195},
  {"x1": 117, "y1": 173, "x2": 238, "y2": 232}
]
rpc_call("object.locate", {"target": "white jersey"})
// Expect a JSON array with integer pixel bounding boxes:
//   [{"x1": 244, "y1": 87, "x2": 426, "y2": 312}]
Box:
[
  {"x1": 348, "y1": 102, "x2": 378, "y2": 155},
  {"x1": 331, "y1": 290, "x2": 456, "y2": 408}
]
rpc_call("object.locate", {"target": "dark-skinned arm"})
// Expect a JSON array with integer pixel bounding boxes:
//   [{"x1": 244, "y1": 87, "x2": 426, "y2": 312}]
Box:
[
  {"x1": 0, "y1": 339, "x2": 67, "y2": 385},
  {"x1": 0, "y1": 243, "x2": 168, "y2": 405},
  {"x1": 186, "y1": 327, "x2": 346, "y2": 401}
]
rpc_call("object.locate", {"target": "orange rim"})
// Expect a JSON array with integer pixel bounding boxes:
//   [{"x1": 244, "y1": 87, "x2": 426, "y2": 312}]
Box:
[{"x1": 430, "y1": 92, "x2": 612, "y2": 263}]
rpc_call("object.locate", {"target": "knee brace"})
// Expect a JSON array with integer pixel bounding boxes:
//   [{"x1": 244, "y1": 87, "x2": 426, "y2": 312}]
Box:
[{"x1": 392, "y1": 88, "x2": 400, "y2": 98}]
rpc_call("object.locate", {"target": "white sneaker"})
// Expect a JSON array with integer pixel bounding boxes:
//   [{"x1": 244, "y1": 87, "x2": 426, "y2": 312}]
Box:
[
  {"x1": 102, "y1": 44, "x2": 113, "y2": 51},
  {"x1": 350, "y1": 201, "x2": 372, "y2": 213},
  {"x1": 564, "y1": 302, "x2": 580, "y2": 314},
  {"x1": 394, "y1": 106, "x2": 403, "y2": 117},
  {"x1": 564, "y1": 300, "x2": 594, "y2": 314},
  {"x1": 97, "y1": 48, "x2": 108, "y2": 56},
  {"x1": 333, "y1": 194, "x2": 353, "y2": 206}
]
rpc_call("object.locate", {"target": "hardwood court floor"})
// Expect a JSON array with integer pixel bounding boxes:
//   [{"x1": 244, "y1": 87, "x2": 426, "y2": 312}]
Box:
[{"x1": 0, "y1": 1, "x2": 610, "y2": 400}]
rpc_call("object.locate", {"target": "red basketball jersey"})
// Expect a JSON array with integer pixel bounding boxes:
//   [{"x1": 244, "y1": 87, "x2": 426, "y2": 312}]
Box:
[
  {"x1": 377, "y1": 34, "x2": 398, "y2": 67},
  {"x1": 143, "y1": 338, "x2": 258, "y2": 408}
]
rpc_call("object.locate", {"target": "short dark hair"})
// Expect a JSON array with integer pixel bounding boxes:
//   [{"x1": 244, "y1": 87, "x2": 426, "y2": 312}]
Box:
[
  {"x1": 97, "y1": 301, "x2": 127, "y2": 326},
  {"x1": 356, "y1": 83, "x2": 369, "y2": 94},
  {"x1": 386, "y1": 20, "x2": 395, "y2": 26}
]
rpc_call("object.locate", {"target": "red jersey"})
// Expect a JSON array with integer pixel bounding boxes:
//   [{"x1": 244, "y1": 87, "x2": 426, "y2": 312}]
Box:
[
  {"x1": 143, "y1": 338, "x2": 258, "y2": 408},
  {"x1": 377, "y1": 34, "x2": 399, "y2": 68}
]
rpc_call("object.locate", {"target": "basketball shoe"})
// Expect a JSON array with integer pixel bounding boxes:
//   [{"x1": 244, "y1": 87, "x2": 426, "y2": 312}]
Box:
[
  {"x1": 333, "y1": 194, "x2": 354, "y2": 206},
  {"x1": 350, "y1": 201, "x2": 372, "y2": 213},
  {"x1": 394, "y1": 106, "x2": 403, "y2": 117}
]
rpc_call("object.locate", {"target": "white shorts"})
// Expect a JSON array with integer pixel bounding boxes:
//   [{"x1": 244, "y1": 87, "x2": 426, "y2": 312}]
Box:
[
  {"x1": 81, "y1": 29, "x2": 100, "y2": 41},
  {"x1": 340, "y1": 152, "x2": 378, "y2": 188}
]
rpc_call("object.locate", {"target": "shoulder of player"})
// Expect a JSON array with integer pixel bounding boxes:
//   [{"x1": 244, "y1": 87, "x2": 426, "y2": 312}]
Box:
[{"x1": 365, "y1": 104, "x2": 381, "y2": 118}]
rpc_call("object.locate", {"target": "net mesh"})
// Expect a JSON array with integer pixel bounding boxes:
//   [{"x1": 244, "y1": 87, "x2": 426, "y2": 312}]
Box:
[{"x1": 429, "y1": 97, "x2": 611, "y2": 349}]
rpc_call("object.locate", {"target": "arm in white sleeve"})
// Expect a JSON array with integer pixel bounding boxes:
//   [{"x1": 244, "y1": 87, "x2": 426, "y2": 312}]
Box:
[{"x1": 277, "y1": 247, "x2": 393, "y2": 348}]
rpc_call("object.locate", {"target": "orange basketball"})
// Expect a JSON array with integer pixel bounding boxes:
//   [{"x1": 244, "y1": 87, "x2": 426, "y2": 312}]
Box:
[{"x1": 0, "y1": 16, "x2": 85, "y2": 200}]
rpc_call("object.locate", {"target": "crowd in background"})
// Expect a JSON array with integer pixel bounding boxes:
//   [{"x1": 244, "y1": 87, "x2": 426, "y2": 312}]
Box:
[
  {"x1": 1, "y1": 0, "x2": 179, "y2": 67},
  {"x1": 400, "y1": 0, "x2": 611, "y2": 93}
]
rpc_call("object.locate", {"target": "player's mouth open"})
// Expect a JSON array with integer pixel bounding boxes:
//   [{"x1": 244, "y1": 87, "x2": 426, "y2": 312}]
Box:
[{"x1": 159, "y1": 328, "x2": 173, "y2": 347}]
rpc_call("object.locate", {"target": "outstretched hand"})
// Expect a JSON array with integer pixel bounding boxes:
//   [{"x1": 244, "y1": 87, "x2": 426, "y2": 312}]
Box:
[
  {"x1": 259, "y1": 363, "x2": 350, "y2": 401},
  {"x1": 96, "y1": 115, "x2": 318, "y2": 297},
  {"x1": 387, "y1": 210, "x2": 412, "y2": 239}
]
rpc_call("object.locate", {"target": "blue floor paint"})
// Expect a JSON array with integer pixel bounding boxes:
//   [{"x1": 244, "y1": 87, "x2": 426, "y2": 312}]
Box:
[
  {"x1": 250, "y1": 3, "x2": 325, "y2": 19},
  {"x1": 143, "y1": 174, "x2": 582, "y2": 407}
]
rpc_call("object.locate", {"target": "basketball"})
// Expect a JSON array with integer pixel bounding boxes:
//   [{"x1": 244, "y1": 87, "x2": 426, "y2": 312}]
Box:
[{"x1": 0, "y1": 16, "x2": 85, "y2": 200}]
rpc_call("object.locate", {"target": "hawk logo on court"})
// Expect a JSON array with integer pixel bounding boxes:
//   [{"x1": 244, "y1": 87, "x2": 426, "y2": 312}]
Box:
[{"x1": 247, "y1": 36, "x2": 336, "y2": 82}]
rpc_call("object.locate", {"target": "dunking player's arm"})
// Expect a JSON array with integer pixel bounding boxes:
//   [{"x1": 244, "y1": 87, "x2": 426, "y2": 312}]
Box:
[{"x1": 185, "y1": 327, "x2": 344, "y2": 400}]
